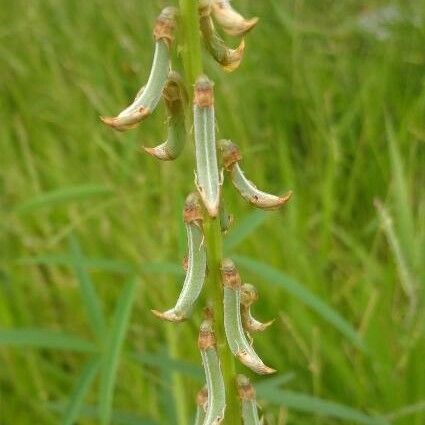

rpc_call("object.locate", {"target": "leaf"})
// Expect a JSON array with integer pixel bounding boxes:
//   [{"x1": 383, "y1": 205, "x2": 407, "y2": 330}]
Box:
[
  {"x1": 16, "y1": 184, "x2": 112, "y2": 214},
  {"x1": 234, "y1": 256, "x2": 365, "y2": 350},
  {"x1": 0, "y1": 329, "x2": 96, "y2": 352},
  {"x1": 256, "y1": 387, "x2": 388, "y2": 425},
  {"x1": 99, "y1": 277, "x2": 137, "y2": 425},
  {"x1": 68, "y1": 234, "x2": 106, "y2": 340},
  {"x1": 62, "y1": 357, "x2": 101, "y2": 425},
  {"x1": 224, "y1": 210, "x2": 268, "y2": 252}
]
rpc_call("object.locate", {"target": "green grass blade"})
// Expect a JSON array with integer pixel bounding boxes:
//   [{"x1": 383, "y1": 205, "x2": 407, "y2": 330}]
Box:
[
  {"x1": 62, "y1": 357, "x2": 101, "y2": 425},
  {"x1": 0, "y1": 329, "x2": 96, "y2": 352},
  {"x1": 256, "y1": 387, "x2": 388, "y2": 425},
  {"x1": 16, "y1": 184, "x2": 112, "y2": 214},
  {"x1": 99, "y1": 277, "x2": 137, "y2": 425},
  {"x1": 68, "y1": 234, "x2": 106, "y2": 340},
  {"x1": 224, "y1": 210, "x2": 268, "y2": 252},
  {"x1": 234, "y1": 255, "x2": 365, "y2": 350},
  {"x1": 17, "y1": 254, "x2": 134, "y2": 274}
]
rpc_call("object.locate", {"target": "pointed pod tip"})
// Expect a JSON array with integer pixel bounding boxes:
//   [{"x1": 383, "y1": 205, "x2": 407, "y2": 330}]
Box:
[
  {"x1": 151, "y1": 309, "x2": 186, "y2": 322},
  {"x1": 236, "y1": 351, "x2": 276, "y2": 375},
  {"x1": 143, "y1": 145, "x2": 174, "y2": 161}
]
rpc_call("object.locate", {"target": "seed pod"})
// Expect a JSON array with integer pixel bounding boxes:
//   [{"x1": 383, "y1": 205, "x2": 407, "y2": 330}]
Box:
[
  {"x1": 144, "y1": 71, "x2": 187, "y2": 160},
  {"x1": 198, "y1": 319, "x2": 226, "y2": 424},
  {"x1": 237, "y1": 375, "x2": 261, "y2": 425},
  {"x1": 195, "y1": 386, "x2": 208, "y2": 425},
  {"x1": 199, "y1": 4, "x2": 245, "y2": 72},
  {"x1": 101, "y1": 7, "x2": 177, "y2": 131},
  {"x1": 222, "y1": 259, "x2": 275, "y2": 375},
  {"x1": 241, "y1": 283, "x2": 274, "y2": 334},
  {"x1": 211, "y1": 0, "x2": 258, "y2": 37},
  {"x1": 152, "y1": 193, "x2": 206, "y2": 322},
  {"x1": 194, "y1": 75, "x2": 221, "y2": 217},
  {"x1": 219, "y1": 139, "x2": 292, "y2": 210}
]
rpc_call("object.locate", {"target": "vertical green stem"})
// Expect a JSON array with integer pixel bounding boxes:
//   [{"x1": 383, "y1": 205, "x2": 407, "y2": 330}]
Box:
[{"x1": 178, "y1": 1, "x2": 240, "y2": 424}]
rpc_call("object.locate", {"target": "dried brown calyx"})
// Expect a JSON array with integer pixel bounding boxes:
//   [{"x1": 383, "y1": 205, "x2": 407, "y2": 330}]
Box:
[
  {"x1": 221, "y1": 258, "x2": 242, "y2": 289},
  {"x1": 236, "y1": 374, "x2": 256, "y2": 401},
  {"x1": 194, "y1": 75, "x2": 215, "y2": 108},
  {"x1": 154, "y1": 6, "x2": 178, "y2": 46},
  {"x1": 198, "y1": 318, "x2": 217, "y2": 350},
  {"x1": 218, "y1": 139, "x2": 242, "y2": 171},
  {"x1": 184, "y1": 192, "x2": 204, "y2": 225}
]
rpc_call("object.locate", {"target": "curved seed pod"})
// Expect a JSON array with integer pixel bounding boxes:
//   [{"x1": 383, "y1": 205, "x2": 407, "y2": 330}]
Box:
[
  {"x1": 199, "y1": 4, "x2": 245, "y2": 72},
  {"x1": 195, "y1": 386, "x2": 208, "y2": 425},
  {"x1": 211, "y1": 0, "x2": 258, "y2": 37},
  {"x1": 194, "y1": 75, "x2": 221, "y2": 217},
  {"x1": 198, "y1": 319, "x2": 226, "y2": 424},
  {"x1": 144, "y1": 71, "x2": 187, "y2": 160},
  {"x1": 152, "y1": 193, "x2": 206, "y2": 322},
  {"x1": 241, "y1": 283, "x2": 274, "y2": 334},
  {"x1": 237, "y1": 375, "x2": 261, "y2": 425},
  {"x1": 222, "y1": 259, "x2": 275, "y2": 375},
  {"x1": 219, "y1": 139, "x2": 292, "y2": 210},
  {"x1": 101, "y1": 7, "x2": 177, "y2": 131}
]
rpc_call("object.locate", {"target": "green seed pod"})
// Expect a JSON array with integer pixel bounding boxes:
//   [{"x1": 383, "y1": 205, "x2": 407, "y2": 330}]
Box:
[
  {"x1": 198, "y1": 319, "x2": 226, "y2": 424},
  {"x1": 194, "y1": 386, "x2": 208, "y2": 425},
  {"x1": 152, "y1": 193, "x2": 206, "y2": 322},
  {"x1": 222, "y1": 259, "x2": 275, "y2": 375},
  {"x1": 211, "y1": 0, "x2": 258, "y2": 37},
  {"x1": 101, "y1": 7, "x2": 177, "y2": 131},
  {"x1": 237, "y1": 375, "x2": 261, "y2": 425},
  {"x1": 199, "y1": 3, "x2": 245, "y2": 72},
  {"x1": 219, "y1": 139, "x2": 292, "y2": 210},
  {"x1": 241, "y1": 283, "x2": 274, "y2": 334},
  {"x1": 144, "y1": 71, "x2": 187, "y2": 160},
  {"x1": 194, "y1": 75, "x2": 221, "y2": 217}
]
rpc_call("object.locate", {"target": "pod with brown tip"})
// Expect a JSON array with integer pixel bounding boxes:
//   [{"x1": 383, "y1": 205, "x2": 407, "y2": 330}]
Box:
[
  {"x1": 241, "y1": 283, "x2": 274, "y2": 334},
  {"x1": 194, "y1": 75, "x2": 221, "y2": 217},
  {"x1": 222, "y1": 259, "x2": 275, "y2": 375},
  {"x1": 101, "y1": 7, "x2": 177, "y2": 131},
  {"x1": 219, "y1": 139, "x2": 292, "y2": 210},
  {"x1": 195, "y1": 386, "x2": 208, "y2": 425},
  {"x1": 152, "y1": 193, "x2": 206, "y2": 322},
  {"x1": 237, "y1": 375, "x2": 261, "y2": 425},
  {"x1": 198, "y1": 319, "x2": 226, "y2": 424},
  {"x1": 211, "y1": 0, "x2": 258, "y2": 37},
  {"x1": 144, "y1": 71, "x2": 187, "y2": 160},
  {"x1": 199, "y1": 3, "x2": 245, "y2": 72}
]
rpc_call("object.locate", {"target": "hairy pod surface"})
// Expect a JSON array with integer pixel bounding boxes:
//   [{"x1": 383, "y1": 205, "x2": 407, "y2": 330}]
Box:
[
  {"x1": 198, "y1": 319, "x2": 226, "y2": 424},
  {"x1": 199, "y1": 6, "x2": 245, "y2": 72},
  {"x1": 222, "y1": 259, "x2": 275, "y2": 375},
  {"x1": 195, "y1": 386, "x2": 208, "y2": 425},
  {"x1": 241, "y1": 283, "x2": 274, "y2": 333},
  {"x1": 219, "y1": 139, "x2": 292, "y2": 210},
  {"x1": 101, "y1": 7, "x2": 177, "y2": 131},
  {"x1": 152, "y1": 193, "x2": 206, "y2": 322},
  {"x1": 237, "y1": 375, "x2": 261, "y2": 425},
  {"x1": 211, "y1": 0, "x2": 258, "y2": 37},
  {"x1": 144, "y1": 71, "x2": 187, "y2": 160},
  {"x1": 194, "y1": 75, "x2": 221, "y2": 217}
]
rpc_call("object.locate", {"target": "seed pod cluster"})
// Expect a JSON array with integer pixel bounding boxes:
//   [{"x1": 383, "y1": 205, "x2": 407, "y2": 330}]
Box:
[{"x1": 222, "y1": 258, "x2": 275, "y2": 375}]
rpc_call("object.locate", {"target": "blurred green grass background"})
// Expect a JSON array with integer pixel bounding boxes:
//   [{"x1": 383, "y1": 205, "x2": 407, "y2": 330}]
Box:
[{"x1": 0, "y1": 0, "x2": 424, "y2": 424}]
